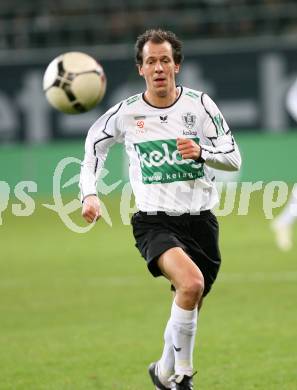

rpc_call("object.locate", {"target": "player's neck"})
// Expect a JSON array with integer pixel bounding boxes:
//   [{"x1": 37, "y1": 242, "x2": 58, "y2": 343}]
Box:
[{"x1": 144, "y1": 87, "x2": 179, "y2": 108}]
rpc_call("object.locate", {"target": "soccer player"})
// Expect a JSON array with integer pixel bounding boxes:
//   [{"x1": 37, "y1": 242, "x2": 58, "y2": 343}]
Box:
[
  {"x1": 80, "y1": 29, "x2": 241, "y2": 390},
  {"x1": 271, "y1": 78, "x2": 297, "y2": 251}
]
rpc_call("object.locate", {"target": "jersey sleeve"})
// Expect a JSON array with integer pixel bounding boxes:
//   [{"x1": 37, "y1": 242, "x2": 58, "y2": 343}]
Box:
[
  {"x1": 286, "y1": 78, "x2": 297, "y2": 122},
  {"x1": 199, "y1": 93, "x2": 241, "y2": 171},
  {"x1": 79, "y1": 102, "x2": 123, "y2": 201}
]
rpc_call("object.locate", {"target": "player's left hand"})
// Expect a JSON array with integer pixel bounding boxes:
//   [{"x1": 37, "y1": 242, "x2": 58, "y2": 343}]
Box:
[{"x1": 177, "y1": 138, "x2": 201, "y2": 160}]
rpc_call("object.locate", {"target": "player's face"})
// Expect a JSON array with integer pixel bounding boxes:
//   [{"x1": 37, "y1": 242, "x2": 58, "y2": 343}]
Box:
[{"x1": 138, "y1": 41, "x2": 180, "y2": 100}]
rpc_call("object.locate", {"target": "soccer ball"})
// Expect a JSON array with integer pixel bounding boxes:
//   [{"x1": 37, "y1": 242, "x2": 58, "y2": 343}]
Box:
[{"x1": 43, "y1": 51, "x2": 106, "y2": 114}]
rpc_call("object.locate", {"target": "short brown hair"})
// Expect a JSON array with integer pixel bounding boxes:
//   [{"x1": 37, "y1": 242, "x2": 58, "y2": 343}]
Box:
[{"x1": 135, "y1": 29, "x2": 183, "y2": 66}]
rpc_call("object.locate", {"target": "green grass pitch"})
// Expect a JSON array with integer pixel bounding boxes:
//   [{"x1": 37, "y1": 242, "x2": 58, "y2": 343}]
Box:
[{"x1": 0, "y1": 194, "x2": 296, "y2": 389}]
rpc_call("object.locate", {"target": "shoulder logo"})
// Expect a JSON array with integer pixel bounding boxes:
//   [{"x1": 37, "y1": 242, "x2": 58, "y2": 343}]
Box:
[
  {"x1": 185, "y1": 91, "x2": 200, "y2": 99},
  {"x1": 160, "y1": 114, "x2": 168, "y2": 123},
  {"x1": 214, "y1": 113, "x2": 225, "y2": 136},
  {"x1": 126, "y1": 95, "x2": 140, "y2": 105}
]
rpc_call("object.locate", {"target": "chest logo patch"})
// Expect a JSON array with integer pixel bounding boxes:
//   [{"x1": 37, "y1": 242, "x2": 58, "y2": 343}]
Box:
[{"x1": 134, "y1": 138, "x2": 204, "y2": 184}]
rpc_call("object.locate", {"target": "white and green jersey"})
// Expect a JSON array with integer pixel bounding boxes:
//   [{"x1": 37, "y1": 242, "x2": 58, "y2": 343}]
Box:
[{"x1": 80, "y1": 86, "x2": 241, "y2": 213}]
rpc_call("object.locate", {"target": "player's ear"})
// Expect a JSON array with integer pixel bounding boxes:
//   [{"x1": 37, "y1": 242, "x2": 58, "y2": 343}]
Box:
[
  {"x1": 138, "y1": 65, "x2": 144, "y2": 77},
  {"x1": 174, "y1": 64, "x2": 180, "y2": 74}
]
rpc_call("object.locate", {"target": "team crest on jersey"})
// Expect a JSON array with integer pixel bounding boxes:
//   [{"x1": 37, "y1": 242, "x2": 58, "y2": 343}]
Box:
[{"x1": 182, "y1": 112, "x2": 196, "y2": 129}]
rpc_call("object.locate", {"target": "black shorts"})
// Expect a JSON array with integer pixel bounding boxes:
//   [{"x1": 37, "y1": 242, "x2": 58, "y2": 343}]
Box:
[{"x1": 131, "y1": 210, "x2": 221, "y2": 297}]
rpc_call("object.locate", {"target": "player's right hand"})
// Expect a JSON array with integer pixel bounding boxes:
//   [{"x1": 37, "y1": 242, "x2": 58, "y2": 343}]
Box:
[{"x1": 82, "y1": 195, "x2": 101, "y2": 223}]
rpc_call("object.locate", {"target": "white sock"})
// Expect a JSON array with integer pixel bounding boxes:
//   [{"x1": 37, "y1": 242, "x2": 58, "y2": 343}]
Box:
[
  {"x1": 158, "y1": 319, "x2": 175, "y2": 382},
  {"x1": 170, "y1": 299, "x2": 198, "y2": 376}
]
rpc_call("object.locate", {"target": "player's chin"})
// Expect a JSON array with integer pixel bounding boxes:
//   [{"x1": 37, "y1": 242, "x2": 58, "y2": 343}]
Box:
[{"x1": 155, "y1": 88, "x2": 167, "y2": 97}]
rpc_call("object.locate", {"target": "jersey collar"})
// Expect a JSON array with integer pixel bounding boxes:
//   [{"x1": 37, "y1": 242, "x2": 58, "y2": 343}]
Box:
[{"x1": 142, "y1": 86, "x2": 183, "y2": 109}]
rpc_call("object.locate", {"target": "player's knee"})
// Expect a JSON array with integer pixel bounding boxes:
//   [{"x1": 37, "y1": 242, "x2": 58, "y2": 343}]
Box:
[
  {"x1": 180, "y1": 275, "x2": 204, "y2": 300},
  {"x1": 191, "y1": 277, "x2": 204, "y2": 297}
]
